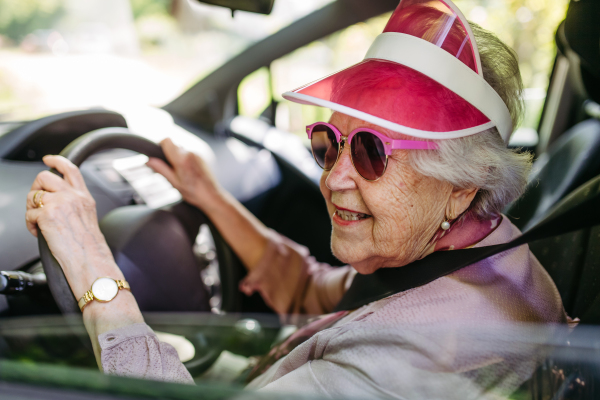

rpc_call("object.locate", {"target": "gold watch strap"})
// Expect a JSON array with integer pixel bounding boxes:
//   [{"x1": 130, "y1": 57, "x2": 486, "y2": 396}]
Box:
[
  {"x1": 116, "y1": 279, "x2": 130, "y2": 291},
  {"x1": 78, "y1": 290, "x2": 94, "y2": 311},
  {"x1": 78, "y1": 279, "x2": 131, "y2": 312}
]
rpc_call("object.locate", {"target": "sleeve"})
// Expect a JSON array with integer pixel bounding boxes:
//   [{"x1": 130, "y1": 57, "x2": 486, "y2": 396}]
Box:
[
  {"x1": 99, "y1": 323, "x2": 194, "y2": 385},
  {"x1": 239, "y1": 229, "x2": 356, "y2": 317}
]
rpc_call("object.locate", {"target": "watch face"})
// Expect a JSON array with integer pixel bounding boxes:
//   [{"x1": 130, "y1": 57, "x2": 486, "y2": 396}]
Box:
[{"x1": 91, "y1": 278, "x2": 119, "y2": 302}]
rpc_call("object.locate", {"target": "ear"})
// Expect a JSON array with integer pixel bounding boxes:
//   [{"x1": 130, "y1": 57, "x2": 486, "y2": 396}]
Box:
[{"x1": 445, "y1": 187, "x2": 478, "y2": 219}]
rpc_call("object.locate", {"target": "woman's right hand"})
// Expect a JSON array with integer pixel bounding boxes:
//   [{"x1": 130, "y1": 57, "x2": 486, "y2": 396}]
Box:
[
  {"x1": 25, "y1": 155, "x2": 122, "y2": 299},
  {"x1": 147, "y1": 138, "x2": 223, "y2": 212},
  {"x1": 149, "y1": 138, "x2": 271, "y2": 272}
]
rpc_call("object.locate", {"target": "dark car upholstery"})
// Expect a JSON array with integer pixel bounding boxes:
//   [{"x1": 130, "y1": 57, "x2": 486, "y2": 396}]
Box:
[
  {"x1": 563, "y1": 0, "x2": 600, "y2": 104},
  {"x1": 522, "y1": 173, "x2": 600, "y2": 400},
  {"x1": 506, "y1": 0, "x2": 600, "y2": 234},
  {"x1": 524, "y1": 172, "x2": 600, "y2": 319},
  {"x1": 506, "y1": 119, "x2": 600, "y2": 232}
]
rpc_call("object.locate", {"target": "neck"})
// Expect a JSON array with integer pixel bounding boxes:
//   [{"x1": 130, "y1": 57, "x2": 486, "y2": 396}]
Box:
[{"x1": 419, "y1": 212, "x2": 502, "y2": 258}]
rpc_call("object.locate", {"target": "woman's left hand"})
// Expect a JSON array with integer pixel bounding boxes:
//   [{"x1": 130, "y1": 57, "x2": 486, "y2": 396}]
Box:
[{"x1": 25, "y1": 155, "x2": 123, "y2": 300}]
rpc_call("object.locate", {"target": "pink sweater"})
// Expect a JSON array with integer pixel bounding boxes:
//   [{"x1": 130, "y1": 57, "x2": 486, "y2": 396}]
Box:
[{"x1": 99, "y1": 216, "x2": 568, "y2": 398}]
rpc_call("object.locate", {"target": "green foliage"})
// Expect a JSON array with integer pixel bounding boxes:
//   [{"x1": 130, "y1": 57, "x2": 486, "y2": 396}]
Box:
[
  {"x1": 455, "y1": 0, "x2": 570, "y2": 89},
  {"x1": 130, "y1": 0, "x2": 171, "y2": 20},
  {"x1": 0, "y1": 0, "x2": 65, "y2": 42},
  {"x1": 454, "y1": 0, "x2": 569, "y2": 129}
]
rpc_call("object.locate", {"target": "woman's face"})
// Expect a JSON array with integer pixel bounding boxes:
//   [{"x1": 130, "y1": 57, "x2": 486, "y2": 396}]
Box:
[{"x1": 320, "y1": 113, "x2": 454, "y2": 274}]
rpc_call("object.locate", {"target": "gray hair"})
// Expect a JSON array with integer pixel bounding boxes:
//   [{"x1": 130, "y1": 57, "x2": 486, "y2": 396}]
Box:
[{"x1": 408, "y1": 22, "x2": 532, "y2": 220}]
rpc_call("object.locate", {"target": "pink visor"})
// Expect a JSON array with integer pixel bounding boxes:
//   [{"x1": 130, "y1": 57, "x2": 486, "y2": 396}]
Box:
[{"x1": 283, "y1": 0, "x2": 513, "y2": 143}]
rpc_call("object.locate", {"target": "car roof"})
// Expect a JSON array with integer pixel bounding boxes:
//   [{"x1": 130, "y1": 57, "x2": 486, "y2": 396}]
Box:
[{"x1": 163, "y1": 0, "x2": 398, "y2": 130}]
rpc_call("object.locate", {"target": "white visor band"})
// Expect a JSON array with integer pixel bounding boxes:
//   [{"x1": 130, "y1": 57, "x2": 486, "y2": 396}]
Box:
[
  {"x1": 283, "y1": 91, "x2": 497, "y2": 140},
  {"x1": 364, "y1": 32, "x2": 513, "y2": 143}
]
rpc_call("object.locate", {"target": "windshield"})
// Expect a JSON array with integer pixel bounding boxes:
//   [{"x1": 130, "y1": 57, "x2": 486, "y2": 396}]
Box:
[
  {"x1": 0, "y1": 0, "x2": 333, "y2": 122},
  {"x1": 2, "y1": 314, "x2": 600, "y2": 399}
]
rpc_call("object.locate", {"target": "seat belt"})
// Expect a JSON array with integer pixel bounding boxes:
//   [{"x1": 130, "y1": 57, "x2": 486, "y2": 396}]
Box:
[{"x1": 334, "y1": 177, "x2": 600, "y2": 312}]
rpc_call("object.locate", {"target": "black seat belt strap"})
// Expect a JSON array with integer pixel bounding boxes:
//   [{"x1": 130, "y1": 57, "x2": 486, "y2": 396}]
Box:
[{"x1": 334, "y1": 179, "x2": 600, "y2": 312}]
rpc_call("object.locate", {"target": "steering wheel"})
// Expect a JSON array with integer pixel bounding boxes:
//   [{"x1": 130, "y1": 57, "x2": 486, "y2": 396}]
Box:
[{"x1": 37, "y1": 128, "x2": 247, "y2": 373}]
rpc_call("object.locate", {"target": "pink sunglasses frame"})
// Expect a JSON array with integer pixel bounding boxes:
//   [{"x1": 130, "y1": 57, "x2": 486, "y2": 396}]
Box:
[{"x1": 306, "y1": 122, "x2": 438, "y2": 181}]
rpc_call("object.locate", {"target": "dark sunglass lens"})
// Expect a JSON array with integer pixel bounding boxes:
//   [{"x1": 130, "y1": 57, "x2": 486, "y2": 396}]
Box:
[
  {"x1": 351, "y1": 131, "x2": 387, "y2": 180},
  {"x1": 310, "y1": 125, "x2": 338, "y2": 170}
]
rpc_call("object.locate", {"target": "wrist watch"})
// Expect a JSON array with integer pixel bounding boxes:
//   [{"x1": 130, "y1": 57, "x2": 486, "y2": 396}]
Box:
[{"x1": 78, "y1": 277, "x2": 130, "y2": 312}]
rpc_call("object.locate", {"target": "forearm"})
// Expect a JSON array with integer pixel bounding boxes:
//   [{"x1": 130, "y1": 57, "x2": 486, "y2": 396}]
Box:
[
  {"x1": 146, "y1": 142, "x2": 271, "y2": 272},
  {"x1": 200, "y1": 188, "x2": 353, "y2": 316},
  {"x1": 61, "y1": 238, "x2": 144, "y2": 369},
  {"x1": 201, "y1": 187, "x2": 270, "y2": 272},
  {"x1": 83, "y1": 291, "x2": 144, "y2": 369}
]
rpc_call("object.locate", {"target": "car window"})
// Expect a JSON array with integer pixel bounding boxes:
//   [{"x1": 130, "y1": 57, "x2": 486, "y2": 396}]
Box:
[
  {"x1": 457, "y1": 0, "x2": 570, "y2": 147},
  {"x1": 238, "y1": 12, "x2": 390, "y2": 145},
  {"x1": 2, "y1": 314, "x2": 600, "y2": 399},
  {"x1": 0, "y1": 0, "x2": 334, "y2": 123},
  {"x1": 238, "y1": 0, "x2": 569, "y2": 148}
]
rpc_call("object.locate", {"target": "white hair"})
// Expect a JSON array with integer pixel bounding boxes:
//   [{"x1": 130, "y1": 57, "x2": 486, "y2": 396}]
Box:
[
  {"x1": 409, "y1": 129, "x2": 532, "y2": 220},
  {"x1": 408, "y1": 22, "x2": 531, "y2": 220}
]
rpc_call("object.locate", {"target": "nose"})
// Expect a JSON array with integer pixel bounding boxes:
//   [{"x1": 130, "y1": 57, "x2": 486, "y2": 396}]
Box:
[{"x1": 325, "y1": 139, "x2": 359, "y2": 191}]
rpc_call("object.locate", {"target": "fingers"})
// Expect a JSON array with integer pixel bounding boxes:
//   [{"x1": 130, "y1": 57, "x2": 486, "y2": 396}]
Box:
[
  {"x1": 25, "y1": 206, "x2": 42, "y2": 237},
  {"x1": 160, "y1": 138, "x2": 183, "y2": 168},
  {"x1": 42, "y1": 155, "x2": 86, "y2": 190},
  {"x1": 27, "y1": 189, "x2": 43, "y2": 210},
  {"x1": 31, "y1": 169, "x2": 71, "y2": 193},
  {"x1": 146, "y1": 157, "x2": 179, "y2": 187},
  {"x1": 26, "y1": 187, "x2": 57, "y2": 208},
  {"x1": 25, "y1": 191, "x2": 56, "y2": 236}
]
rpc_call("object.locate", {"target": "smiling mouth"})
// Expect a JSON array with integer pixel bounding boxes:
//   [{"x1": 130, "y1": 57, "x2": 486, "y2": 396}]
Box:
[{"x1": 335, "y1": 209, "x2": 372, "y2": 221}]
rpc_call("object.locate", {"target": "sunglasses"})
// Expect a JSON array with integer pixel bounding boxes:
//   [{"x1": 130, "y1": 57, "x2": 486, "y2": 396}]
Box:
[{"x1": 306, "y1": 122, "x2": 439, "y2": 181}]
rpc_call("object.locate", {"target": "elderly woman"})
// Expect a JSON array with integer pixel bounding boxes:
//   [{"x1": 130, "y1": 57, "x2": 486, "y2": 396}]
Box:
[{"x1": 25, "y1": 0, "x2": 567, "y2": 398}]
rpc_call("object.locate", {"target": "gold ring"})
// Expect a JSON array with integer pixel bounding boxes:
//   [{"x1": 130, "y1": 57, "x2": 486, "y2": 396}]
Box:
[{"x1": 33, "y1": 190, "x2": 46, "y2": 208}]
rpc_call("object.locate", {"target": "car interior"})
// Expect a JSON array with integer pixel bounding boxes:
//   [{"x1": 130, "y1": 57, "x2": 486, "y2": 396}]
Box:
[
  {"x1": 502, "y1": 1, "x2": 600, "y2": 397},
  {"x1": 0, "y1": 0, "x2": 599, "y2": 398},
  {"x1": 502, "y1": 0, "x2": 600, "y2": 323}
]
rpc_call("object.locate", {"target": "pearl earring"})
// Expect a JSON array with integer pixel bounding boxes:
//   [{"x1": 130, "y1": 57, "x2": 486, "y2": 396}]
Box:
[{"x1": 441, "y1": 218, "x2": 451, "y2": 231}]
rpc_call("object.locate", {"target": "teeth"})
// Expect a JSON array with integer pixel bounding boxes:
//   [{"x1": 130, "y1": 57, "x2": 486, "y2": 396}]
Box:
[{"x1": 336, "y1": 209, "x2": 369, "y2": 221}]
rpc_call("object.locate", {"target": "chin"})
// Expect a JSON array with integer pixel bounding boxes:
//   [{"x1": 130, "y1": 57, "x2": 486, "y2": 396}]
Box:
[
  {"x1": 331, "y1": 234, "x2": 353, "y2": 263},
  {"x1": 331, "y1": 235, "x2": 379, "y2": 275}
]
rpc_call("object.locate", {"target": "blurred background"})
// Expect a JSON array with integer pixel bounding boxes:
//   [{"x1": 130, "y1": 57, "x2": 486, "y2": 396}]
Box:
[{"x1": 0, "y1": 0, "x2": 569, "y2": 145}]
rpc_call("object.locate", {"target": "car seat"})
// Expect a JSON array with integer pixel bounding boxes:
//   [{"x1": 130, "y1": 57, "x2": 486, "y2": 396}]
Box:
[
  {"x1": 506, "y1": 0, "x2": 600, "y2": 233},
  {"x1": 505, "y1": 119, "x2": 600, "y2": 232},
  {"x1": 515, "y1": 172, "x2": 600, "y2": 400},
  {"x1": 526, "y1": 172, "x2": 600, "y2": 317}
]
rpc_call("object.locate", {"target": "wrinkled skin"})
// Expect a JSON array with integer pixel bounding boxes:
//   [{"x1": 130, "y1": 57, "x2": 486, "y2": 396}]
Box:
[
  {"x1": 25, "y1": 156, "x2": 122, "y2": 299},
  {"x1": 321, "y1": 113, "x2": 477, "y2": 274}
]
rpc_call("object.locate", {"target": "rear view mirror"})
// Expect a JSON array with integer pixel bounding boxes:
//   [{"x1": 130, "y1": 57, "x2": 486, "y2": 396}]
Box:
[{"x1": 195, "y1": 0, "x2": 275, "y2": 15}]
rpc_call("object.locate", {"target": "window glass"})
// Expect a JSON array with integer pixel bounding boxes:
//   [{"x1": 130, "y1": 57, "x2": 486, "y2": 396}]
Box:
[
  {"x1": 238, "y1": 67, "x2": 271, "y2": 119},
  {"x1": 456, "y1": 0, "x2": 570, "y2": 145},
  {"x1": 0, "y1": 0, "x2": 334, "y2": 122},
  {"x1": 271, "y1": 13, "x2": 390, "y2": 141}
]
